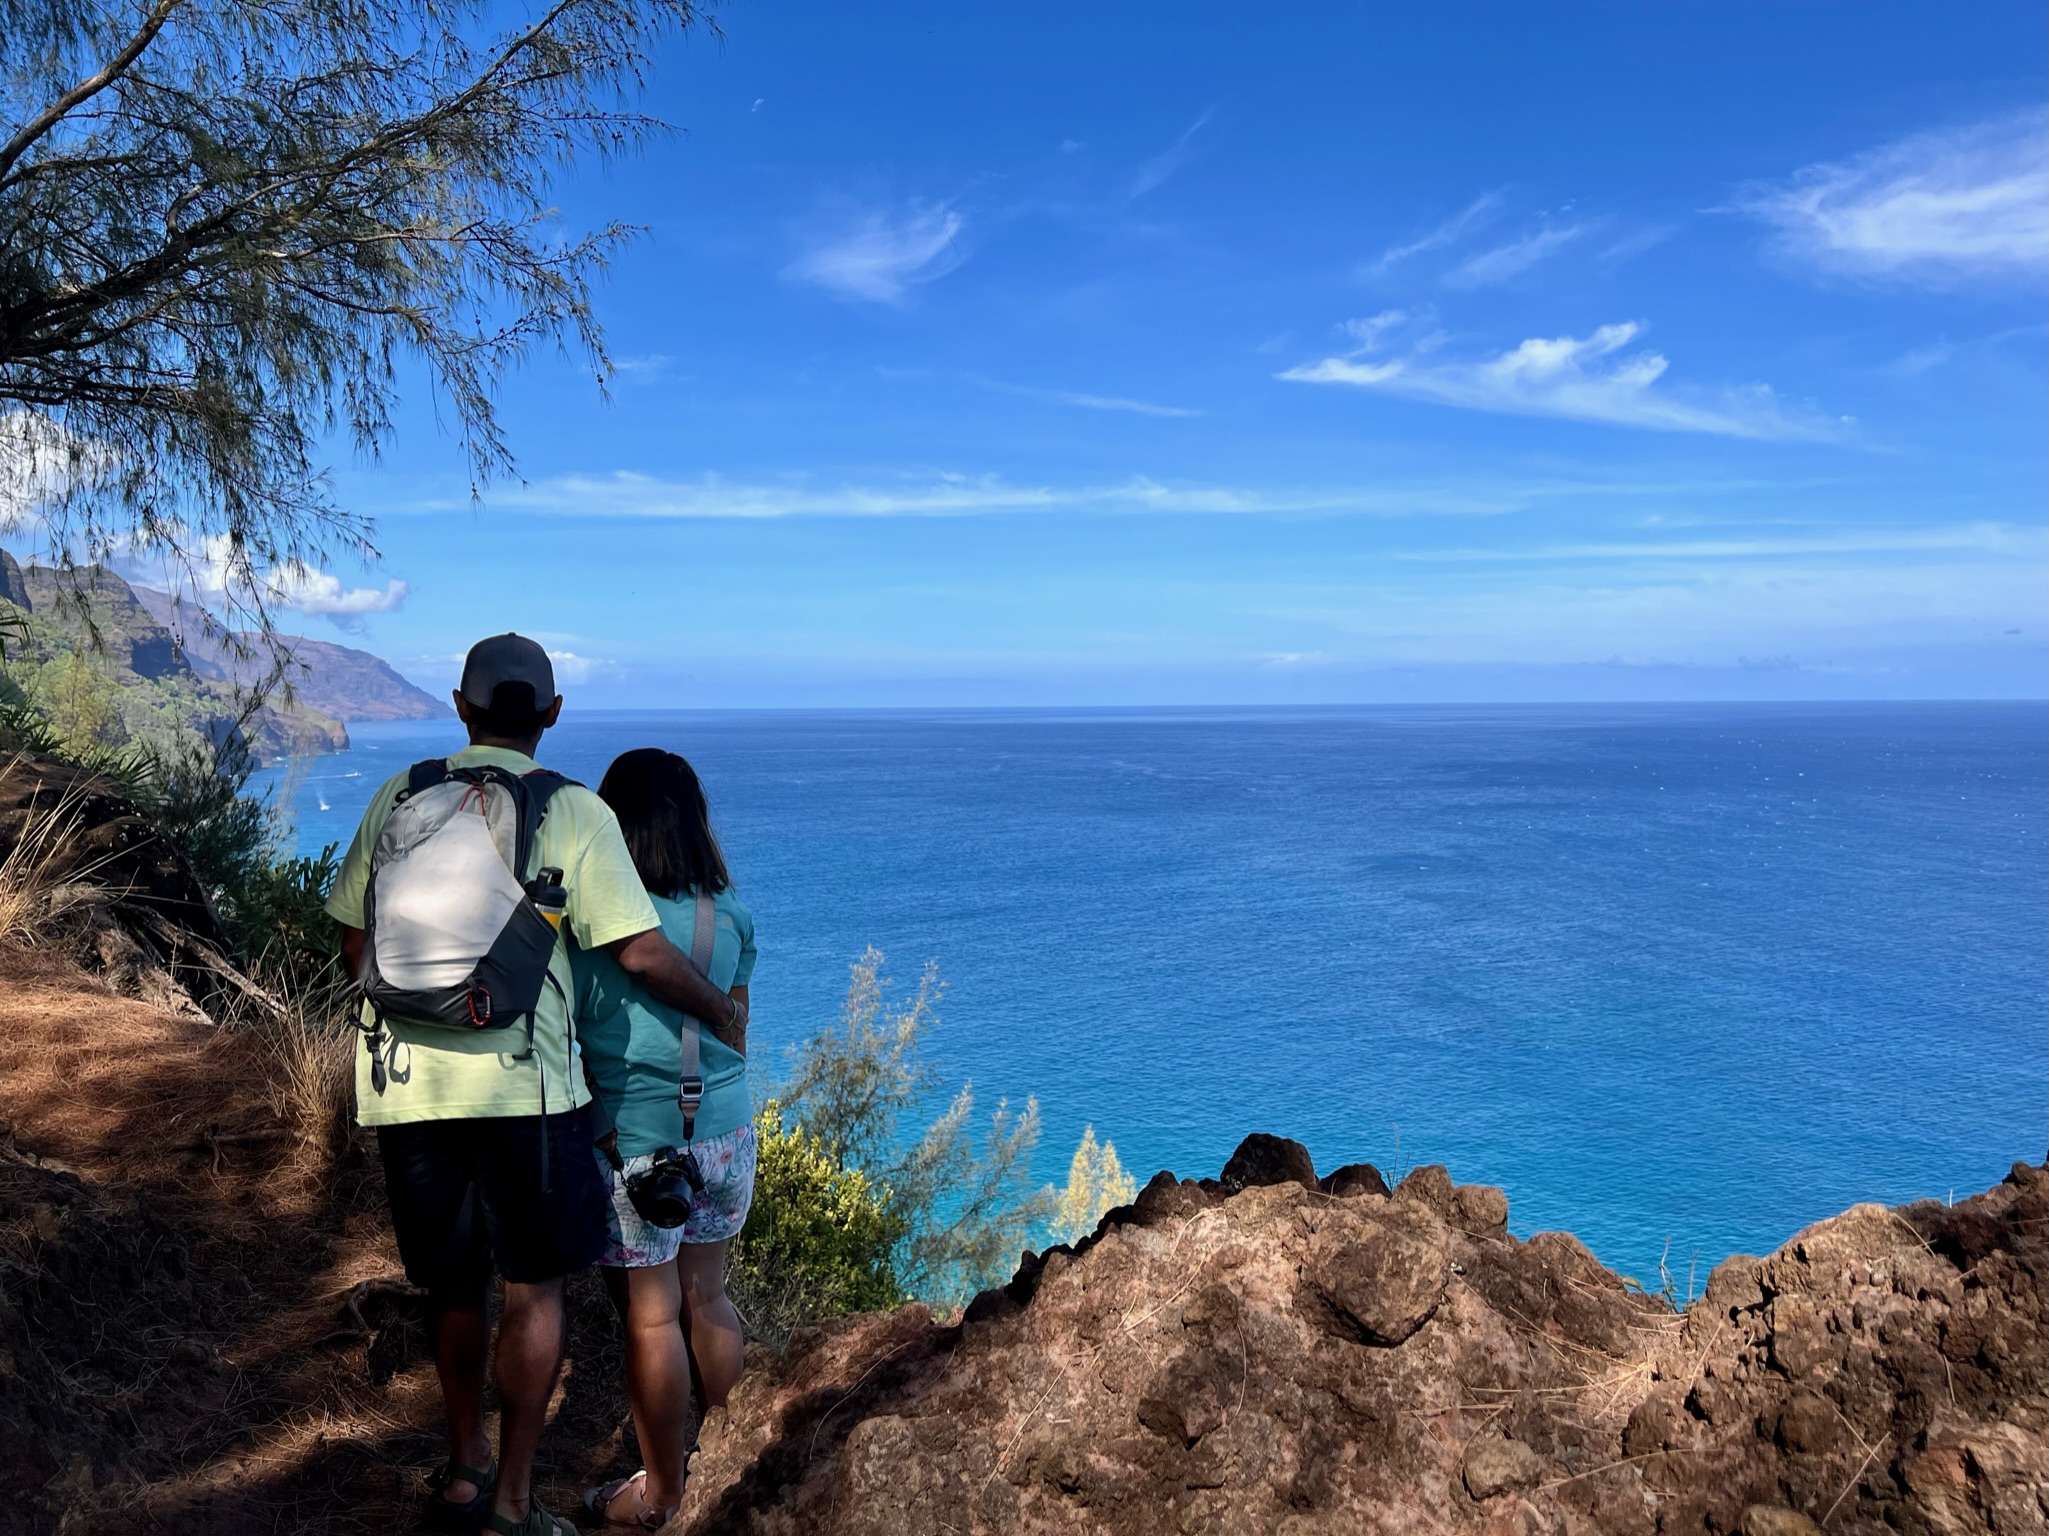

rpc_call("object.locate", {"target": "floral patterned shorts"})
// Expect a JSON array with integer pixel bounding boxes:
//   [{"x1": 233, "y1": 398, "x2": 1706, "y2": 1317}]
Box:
[{"x1": 595, "y1": 1122, "x2": 757, "y2": 1268}]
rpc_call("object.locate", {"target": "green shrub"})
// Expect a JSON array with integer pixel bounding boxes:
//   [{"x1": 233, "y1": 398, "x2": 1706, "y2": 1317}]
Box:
[
  {"x1": 130, "y1": 730, "x2": 315, "y2": 966},
  {"x1": 233, "y1": 844, "x2": 344, "y2": 983},
  {"x1": 773, "y1": 948, "x2": 1053, "y2": 1313},
  {"x1": 728, "y1": 1101, "x2": 907, "y2": 1346},
  {"x1": 29, "y1": 651, "x2": 127, "y2": 754},
  {"x1": 0, "y1": 680, "x2": 340, "y2": 987}
]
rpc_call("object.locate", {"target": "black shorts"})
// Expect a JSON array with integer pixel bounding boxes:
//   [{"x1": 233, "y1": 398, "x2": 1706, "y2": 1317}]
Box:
[{"x1": 377, "y1": 1105, "x2": 609, "y2": 1290}]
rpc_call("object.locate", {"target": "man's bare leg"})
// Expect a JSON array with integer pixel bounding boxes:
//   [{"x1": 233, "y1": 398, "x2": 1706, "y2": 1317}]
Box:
[
  {"x1": 430, "y1": 1286, "x2": 493, "y2": 1505},
  {"x1": 490, "y1": 1276, "x2": 567, "y2": 1523}
]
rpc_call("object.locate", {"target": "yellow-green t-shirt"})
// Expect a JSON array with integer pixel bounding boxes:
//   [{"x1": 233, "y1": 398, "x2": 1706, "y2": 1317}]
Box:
[{"x1": 325, "y1": 745, "x2": 660, "y2": 1126}]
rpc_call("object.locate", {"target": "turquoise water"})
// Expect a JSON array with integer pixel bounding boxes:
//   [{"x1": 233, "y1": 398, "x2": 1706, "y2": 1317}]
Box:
[{"x1": 259, "y1": 703, "x2": 2048, "y2": 1282}]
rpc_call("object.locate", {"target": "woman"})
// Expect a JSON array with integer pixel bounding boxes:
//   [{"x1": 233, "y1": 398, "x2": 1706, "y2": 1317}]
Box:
[{"x1": 572, "y1": 748, "x2": 757, "y2": 1530}]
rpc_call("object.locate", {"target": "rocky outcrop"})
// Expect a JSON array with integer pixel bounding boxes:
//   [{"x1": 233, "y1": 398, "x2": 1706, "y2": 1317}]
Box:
[{"x1": 668, "y1": 1144, "x2": 2046, "y2": 1536}]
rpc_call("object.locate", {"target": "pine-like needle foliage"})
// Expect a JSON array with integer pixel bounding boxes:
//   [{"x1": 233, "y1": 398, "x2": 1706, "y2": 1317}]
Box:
[
  {"x1": 0, "y1": 0, "x2": 703, "y2": 612},
  {"x1": 1052, "y1": 1124, "x2": 1137, "y2": 1246},
  {"x1": 775, "y1": 947, "x2": 1053, "y2": 1309}
]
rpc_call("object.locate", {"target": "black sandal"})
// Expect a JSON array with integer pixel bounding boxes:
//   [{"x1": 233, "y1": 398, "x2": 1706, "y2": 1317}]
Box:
[
  {"x1": 484, "y1": 1504, "x2": 578, "y2": 1535},
  {"x1": 423, "y1": 1456, "x2": 498, "y2": 1532}
]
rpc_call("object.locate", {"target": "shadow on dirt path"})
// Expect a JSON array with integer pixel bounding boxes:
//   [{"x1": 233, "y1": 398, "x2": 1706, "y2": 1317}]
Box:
[{"x1": 0, "y1": 957, "x2": 645, "y2": 1536}]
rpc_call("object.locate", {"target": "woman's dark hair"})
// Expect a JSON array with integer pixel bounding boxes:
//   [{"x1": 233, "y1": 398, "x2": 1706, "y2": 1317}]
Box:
[{"x1": 597, "y1": 748, "x2": 730, "y2": 898}]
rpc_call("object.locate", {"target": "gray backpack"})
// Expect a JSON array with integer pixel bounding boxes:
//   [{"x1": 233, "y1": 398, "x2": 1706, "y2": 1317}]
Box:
[{"x1": 356, "y1": 759, "x2": 573, "y2": 1096}]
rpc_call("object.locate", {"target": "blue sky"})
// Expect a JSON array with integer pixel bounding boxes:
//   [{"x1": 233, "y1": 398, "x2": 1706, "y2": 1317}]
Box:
[{"x1": 224, "y1": 2, "x2": 2049, "y2": 703}]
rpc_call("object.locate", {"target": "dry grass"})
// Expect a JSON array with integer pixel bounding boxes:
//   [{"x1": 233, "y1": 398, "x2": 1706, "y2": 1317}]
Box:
[
  {"x1": 0, "y1": 759, "x2": 127, "y2": 946},
  {"x1": 233, "y1": 970, "x2": 361, "y2": 1167}
]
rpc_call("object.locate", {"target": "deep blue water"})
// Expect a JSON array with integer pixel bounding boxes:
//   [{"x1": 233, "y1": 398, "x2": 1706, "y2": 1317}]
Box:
[{"x1": 257, "y1": 703, "x2": 2048, "y2": 1284}]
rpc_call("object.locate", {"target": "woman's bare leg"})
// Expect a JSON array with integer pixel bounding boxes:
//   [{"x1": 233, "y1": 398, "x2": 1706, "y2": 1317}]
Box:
[
  {"x1": 676, "y1": 1239, "x2": 745, "y2": 1409},
  {"x1": 611, "y1": 1261, "x2": 692, "y2": 1513}
]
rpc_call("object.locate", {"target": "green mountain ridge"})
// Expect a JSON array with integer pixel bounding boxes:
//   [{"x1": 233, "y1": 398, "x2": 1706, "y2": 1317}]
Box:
[
  {"x1": 126, "y1": 583, "x2": 449, "y2": 726},
  {"x1": 0, "y1": 550, "x2": 440, "y2": 764}
]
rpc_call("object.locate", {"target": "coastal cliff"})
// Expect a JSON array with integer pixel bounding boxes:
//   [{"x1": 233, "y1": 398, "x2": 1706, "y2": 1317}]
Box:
[
  {"x1": 127, "y1": 583, "x2": 449, "y2": 725},
  {"x1": 669, "y1": 1140, "x2": 2046, "y2": 1535},
  {"x1": 1, "y1": 548, "x2": 446, "y2": 764},
  {"x1": 0, "y1": 551, "x2": 347, "y2": 762}
]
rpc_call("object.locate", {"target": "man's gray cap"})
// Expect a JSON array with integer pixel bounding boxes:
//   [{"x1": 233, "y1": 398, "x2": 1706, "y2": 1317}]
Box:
[{"x1": 459, "y1": 633, "x2": 556, "y2": 708}]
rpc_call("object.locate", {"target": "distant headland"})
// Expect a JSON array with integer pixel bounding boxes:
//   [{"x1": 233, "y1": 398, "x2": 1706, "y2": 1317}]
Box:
[{"x1": 1, "y1": 548, "x2": 444, "y2": 764}]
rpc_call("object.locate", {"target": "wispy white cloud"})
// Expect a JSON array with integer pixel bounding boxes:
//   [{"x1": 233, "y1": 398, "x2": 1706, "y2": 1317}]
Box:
[
  {"x1": 1445, "y1": 224, "x2": 1583, "y2": 287},
  {"x1": 1891, "y1": 341, "x2": 1955, "y2": 375},
  {"x1": 1340, "y1": 310, "x2": 1411, "y2": 351},
  {"x1": 610, "y1": 354, "x2": 676, "y2": 381},
  {"x1": 1278, "y1": 320, "x2": 1842, "y2": 440},
  {"x1": 1041, "y1": 391, "x2": 1201, "y2": 418},
  {"x1": 1598, "y1": 224, "x2": 1679, "y2": 265},
  {"x1": 1258, "y1": 650, "x2": 1328, "y2": 668},
  {"x1": 1737, "y1": 110, "x2": 2048, "y2": 283},
  {"x1": 977, "y1": 378, "x2": 1201, "y2": 418},
  {"x1": 1370, "y1": 192, "x2": 1506, "y2": 272},
  {"x1": 482, "y1": 466, "x2": 1832, "y2": 525},
  {"x1": 1396, "y1": 522, "x2": 2030, "y2": 563},
  {"x1": 492, "y1": 470, "x2": 1547, "y2": 522},
  {"x1": 544, "y1": 648, "x2": 618, "y2": 684},
  {"x1": 269, "y1": 567, "x2": 410, "y2": 618},
  {"x1": 1130, "y1": 107, "x2": 1217, "y2": 199},
  {"x1": 785, "y1": 202, "x2": 966, "y2": 303}
]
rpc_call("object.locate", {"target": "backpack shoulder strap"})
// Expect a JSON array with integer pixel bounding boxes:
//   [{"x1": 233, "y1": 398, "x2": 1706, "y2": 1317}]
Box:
[
  {"x1": 511, "y1": 769, "x2": 579, "y2": 884},
  {"x1": 404, "y1": 758, "x2": 450, "y2": 796},
  {"x1": 522, "y1": 769, "x2": 576, "y2": 813}
]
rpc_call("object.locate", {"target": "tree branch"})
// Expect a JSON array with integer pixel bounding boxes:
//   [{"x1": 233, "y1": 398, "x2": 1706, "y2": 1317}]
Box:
[{"x1": 0, "y1": 0, "x2": 187, "y2": 186}]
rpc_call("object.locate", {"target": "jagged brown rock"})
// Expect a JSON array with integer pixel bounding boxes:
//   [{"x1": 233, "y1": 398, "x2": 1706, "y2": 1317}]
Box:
[
  {"x1": 1218, "y1": 1132, "x2": 1318, "y2": 1193},
  {"x1": 1318, "y1": 1161, "x2": 1390, "y2": 1200},
  {"x1": 667, "y1": 1152, "x2": 2047, "y2": 1535}
]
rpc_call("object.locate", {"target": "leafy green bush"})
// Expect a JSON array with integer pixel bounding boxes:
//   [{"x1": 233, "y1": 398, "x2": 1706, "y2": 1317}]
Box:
[
  {"x1": 135, "y1": 731, "x2": 337, "y2": 977},
  {"x1": 233, "y1": 845, "x2": 344, "y2": 982},
  {"x1": 728, "y1": 1101, "x2": 907, "y2": 1346},
  {"x1": 770, "y1": 948, "x2": 1054, "y2": 1313},
  {"x1": 29, "y1": 651, "x2": 127, "y2": 753}
]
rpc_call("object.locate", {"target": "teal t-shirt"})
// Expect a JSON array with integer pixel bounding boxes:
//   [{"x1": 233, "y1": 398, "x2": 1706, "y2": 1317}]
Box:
[{"x1": 571, "y1": 885, "x2": 756, "y2": 1157}]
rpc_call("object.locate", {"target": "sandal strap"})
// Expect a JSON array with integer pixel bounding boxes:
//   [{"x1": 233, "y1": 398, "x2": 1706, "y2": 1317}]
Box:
[
  {"x1": 431, "y1": 1457, "x2": 498, "y2": 1492},
  {"x1": 585, "y1": 1471, "x2": 642, "y2": 1511},
  {"x1": 486, "y1": 1506, "x2": 577, "y2": 1536}
]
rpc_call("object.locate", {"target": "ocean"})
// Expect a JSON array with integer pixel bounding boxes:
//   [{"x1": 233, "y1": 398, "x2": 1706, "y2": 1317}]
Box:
[{"x1": 257, "y1": 702, "x2": 2048, "y2": 1285}]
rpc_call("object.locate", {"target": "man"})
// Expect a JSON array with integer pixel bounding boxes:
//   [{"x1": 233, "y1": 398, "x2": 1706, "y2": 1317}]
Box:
[{"x1": 327, "y1": 634, "x2": 743, "y2": 1536}]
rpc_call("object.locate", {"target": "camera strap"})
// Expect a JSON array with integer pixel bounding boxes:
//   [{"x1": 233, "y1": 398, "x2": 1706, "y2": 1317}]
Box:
[{"x1": 678, "y1": 890, "x2": 715, "y2": 1144}]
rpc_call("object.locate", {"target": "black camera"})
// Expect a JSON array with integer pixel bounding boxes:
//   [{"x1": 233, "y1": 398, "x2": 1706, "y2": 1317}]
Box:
[{"x1": 624, "y1": 1145, "x2": 706, "y2": 1229}]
